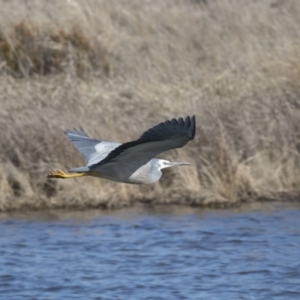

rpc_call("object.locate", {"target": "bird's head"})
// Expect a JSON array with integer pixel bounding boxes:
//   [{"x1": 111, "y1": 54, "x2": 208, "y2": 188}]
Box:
[{"x1": 158, "y1": 159, "x2": 190, "y2": 170}]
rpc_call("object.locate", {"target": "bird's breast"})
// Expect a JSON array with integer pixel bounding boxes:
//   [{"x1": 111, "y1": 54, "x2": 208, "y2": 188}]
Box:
[{"x1": 128, "y1": 162, "x2": 161, "y2": 184}]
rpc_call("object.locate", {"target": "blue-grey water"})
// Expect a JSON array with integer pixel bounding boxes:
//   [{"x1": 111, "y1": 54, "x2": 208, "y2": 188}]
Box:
[{"x1": 0, "y1": 202, "x2": 300, "y2": 300}]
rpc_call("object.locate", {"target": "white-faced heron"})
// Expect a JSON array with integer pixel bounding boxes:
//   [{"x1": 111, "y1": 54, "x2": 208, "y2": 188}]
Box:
[{"x1": 47, "y1": 116, "x2": 196, "y2": 184}]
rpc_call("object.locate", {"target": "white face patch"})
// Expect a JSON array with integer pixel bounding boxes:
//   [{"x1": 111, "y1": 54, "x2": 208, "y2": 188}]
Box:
[{"x1": 158, "y1": 159, "x2": 170, "y2": 170}]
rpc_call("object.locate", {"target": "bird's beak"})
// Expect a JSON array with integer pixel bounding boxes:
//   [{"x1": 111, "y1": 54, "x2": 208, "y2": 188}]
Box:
[{"x1": 169, "y1": 161, "x2": 190, "y2": 167}]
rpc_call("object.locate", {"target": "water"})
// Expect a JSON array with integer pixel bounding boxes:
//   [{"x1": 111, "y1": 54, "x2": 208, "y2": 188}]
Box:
[{"x1": 0, "y1": 202, "x2": 300, "y2": 300}]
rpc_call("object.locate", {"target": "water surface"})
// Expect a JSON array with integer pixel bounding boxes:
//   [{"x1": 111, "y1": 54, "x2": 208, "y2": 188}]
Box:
[{"x1": 0, "y1": 202, "x2": 300, "y2": 300}]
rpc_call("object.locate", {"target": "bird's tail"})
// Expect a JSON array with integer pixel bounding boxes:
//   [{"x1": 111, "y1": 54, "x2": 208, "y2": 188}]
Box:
[{"x1": 69, "y1": 166, "x2": 90, "y2": 173}]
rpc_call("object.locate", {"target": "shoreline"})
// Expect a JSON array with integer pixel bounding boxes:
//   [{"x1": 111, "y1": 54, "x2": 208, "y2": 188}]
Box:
[
  {"x1": 1, "y1": 200, "x2": 300, "y2": 220},
  {"x1": 1, "y1": 194, "x2": 300, "y2": 213}
]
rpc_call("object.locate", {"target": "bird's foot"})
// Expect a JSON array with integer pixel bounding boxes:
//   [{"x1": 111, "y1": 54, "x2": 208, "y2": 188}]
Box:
[
  {"x1": 47, "y1": 169, "x2": 85, "y2": 179},
  {"x1": 47, "y1": 169, "x2": 68, "y2": 179}
]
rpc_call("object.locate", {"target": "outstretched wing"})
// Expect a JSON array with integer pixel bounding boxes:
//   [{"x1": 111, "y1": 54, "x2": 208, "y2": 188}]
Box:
[
  {"x1": 64, "y1": 128, "x2": 120, "y2": 166},
  {"x1": 91, "y1": 116, "x2": 196, "y2": 176}
]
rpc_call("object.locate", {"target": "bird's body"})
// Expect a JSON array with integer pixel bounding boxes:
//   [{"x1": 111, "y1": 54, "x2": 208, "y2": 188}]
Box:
[
  {"x1": 85, "y1": 158, "x2": 165, "y2": 184},
  {"x1": 47, "y1": 116, "x2": 196, "y2": 184}
]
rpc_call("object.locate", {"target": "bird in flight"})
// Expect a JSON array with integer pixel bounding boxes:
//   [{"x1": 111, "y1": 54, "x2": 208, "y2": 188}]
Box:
[{"x1": 47, "y1": 116, "x2": 196, "y2": 184}]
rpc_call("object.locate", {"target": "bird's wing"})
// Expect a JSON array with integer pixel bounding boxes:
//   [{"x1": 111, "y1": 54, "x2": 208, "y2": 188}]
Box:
[
  {"x1": 91, "y1": 116, "x2": 196, "y2": 175},
  {"x1": 64, "y1": 128, "x2": 120, "y2": 166}
]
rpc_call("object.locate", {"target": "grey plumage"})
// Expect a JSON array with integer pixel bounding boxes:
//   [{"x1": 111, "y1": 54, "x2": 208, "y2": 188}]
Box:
[
  {"x1": 51, "y1": 116, "x2": 196, "y2": 184},
  {"x1": 64, "y1": 128, "x2": 120, "y2": 166}
]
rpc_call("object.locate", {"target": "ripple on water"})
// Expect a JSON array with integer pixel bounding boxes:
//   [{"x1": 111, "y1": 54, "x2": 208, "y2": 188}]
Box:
[{"x1": 0, "y1": 202, "x2": 300, "y2": 299}]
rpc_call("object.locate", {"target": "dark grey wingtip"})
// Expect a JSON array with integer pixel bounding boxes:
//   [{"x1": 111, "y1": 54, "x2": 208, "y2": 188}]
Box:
[
  {"x1": 164, "y1": 115, "x2": 195, "y2": 140},
  {"x1": 184, "y1": 116, "x2": 191, "y2": 128},
  {"x1": 178, "y1": 117, "x2": 184, "y2": 126},
  {"x1": 190, "y1": 115, "x2": 196, "y2": 140},
  {"x1": 182, "y1": 115, "x2": 196, "y2": 140}
]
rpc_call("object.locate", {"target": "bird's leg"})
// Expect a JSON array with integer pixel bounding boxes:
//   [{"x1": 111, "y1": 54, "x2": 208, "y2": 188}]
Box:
[{"x1": 47, "y1": 169, "x2": 86, "y2": 179}]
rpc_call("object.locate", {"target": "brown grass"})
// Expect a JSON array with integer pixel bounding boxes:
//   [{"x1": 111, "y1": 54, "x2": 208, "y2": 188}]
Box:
[
  {"x1": 1, "y1": 0, "x2": 300, "y2": 211},
  {"x1": 0, "y1": 21, "x2": 109, "y2": 77}
]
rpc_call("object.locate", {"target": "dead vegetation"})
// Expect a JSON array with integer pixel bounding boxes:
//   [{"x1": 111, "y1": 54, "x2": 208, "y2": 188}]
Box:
[
  {"x1": 0, "y1": 21, "x2": 109, "y2": 77},
  {"x1": 0, "y1": 0, "x2": 300, "y2": 211}
]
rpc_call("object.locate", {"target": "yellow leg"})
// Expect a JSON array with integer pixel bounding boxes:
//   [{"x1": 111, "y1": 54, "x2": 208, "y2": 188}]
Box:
[{"x1": 47, "y1": 169, "x2": 86, "y2": 179}]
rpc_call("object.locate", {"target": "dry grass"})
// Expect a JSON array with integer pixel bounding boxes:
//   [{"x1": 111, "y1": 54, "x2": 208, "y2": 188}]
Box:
[
  {"x1": 0, "y1": 20, "x2": 109, "y2": 77},
  {"x1": 1, "y1": 0, "x2": 300, "y2": 211}
]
